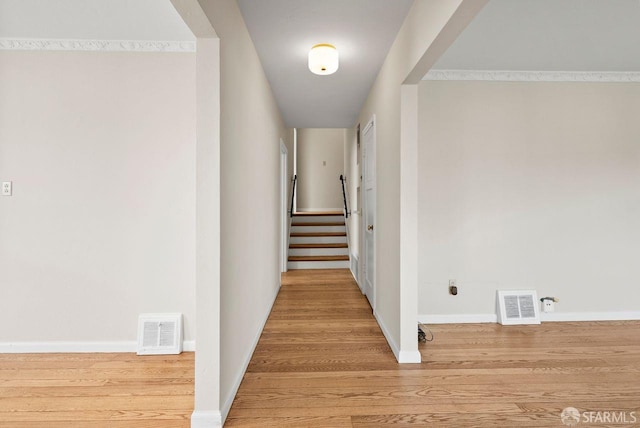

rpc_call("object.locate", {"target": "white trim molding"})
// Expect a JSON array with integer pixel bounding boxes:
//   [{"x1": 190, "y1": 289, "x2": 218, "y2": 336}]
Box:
[
  {"x1": 418, "y1": 314, "x2": 498, "y2": 324},
  {"x1": 191, "y1": 410, "x2": 222, "y2": 428},
  {"x1": 350, "y1": 253, "x2": 360, "y2": 287},
  {"x1": 419, "y1": 311, "x2": 640, "y2": 324},
  {"x1": 398, "y1": 350, "x2": 422, "y2": 364},
  {"x1": 0, "y1": 38, "x2": 196, "y2": 53},
  {"x1": 423, "y1": 69, "x2": 640, "y2": 83},
  {"x1": 541, "y1": 311, "x2": 640, "y2": 322},
  {"x1": 0, "y1": 340, "x2": 195, "y2": 353}
]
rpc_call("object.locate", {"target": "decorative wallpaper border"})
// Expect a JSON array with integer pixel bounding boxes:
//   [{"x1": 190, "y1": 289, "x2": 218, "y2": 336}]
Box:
[
  {"x1": 423, "y1": 69, "x2": 640, "y2": 83},
  {"x1": 0, "y1": 38, "x2": 196, "y2": 53}
]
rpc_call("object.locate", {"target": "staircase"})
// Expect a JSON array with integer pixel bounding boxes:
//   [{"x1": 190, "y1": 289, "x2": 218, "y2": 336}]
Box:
[{"x1": 288, "y1": 211, "x2": 350, "y2": 270}]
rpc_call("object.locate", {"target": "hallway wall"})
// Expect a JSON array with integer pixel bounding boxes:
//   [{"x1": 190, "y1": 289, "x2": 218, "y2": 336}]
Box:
[
  {"x1": 198, "y1": 0, "x2": 289, "y2": 420},
  {"x1": 354, "y1": 0, "x2": 473, "y2": 359},
  {"x1": 0, "y1": 50, "x2": 197, "y2": 346},
  {"x1": 296, "y1": 128, "x2": 345, "y2": 211}
]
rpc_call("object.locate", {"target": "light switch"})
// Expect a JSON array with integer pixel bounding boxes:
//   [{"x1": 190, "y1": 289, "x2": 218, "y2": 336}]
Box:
[{"x1": 2, "y1": 181, "x2": 12, "y2": 196}]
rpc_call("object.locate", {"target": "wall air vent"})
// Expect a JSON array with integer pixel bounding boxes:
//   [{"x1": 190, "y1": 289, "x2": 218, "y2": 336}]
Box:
[
  {"x1": 137, "y1": 313, "x2": 183, "y2": 355},
  {"x1": 496, "y1": 290, "x2": 540, "y2": 325}
]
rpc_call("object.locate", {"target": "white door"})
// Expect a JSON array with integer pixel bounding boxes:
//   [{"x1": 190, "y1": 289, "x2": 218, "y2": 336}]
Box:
[{"x1": 362, "y1": 117, "x2": 376, "y2": 309}]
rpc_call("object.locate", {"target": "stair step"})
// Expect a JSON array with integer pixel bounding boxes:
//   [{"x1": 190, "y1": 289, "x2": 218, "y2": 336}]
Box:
[
  {"x1": 289, "y1": 243, "x2": 348, "y2": 249},
  {"x1": 289, "y1": 247, "x2": 348, "y2": 257},
  {"x1": 291, "y1": 222, "x2": 344, "y2": 227},
  {"x1": 290, "y1": 214, "x2": 345, "y2": 224},
  {"x1": 288, "y1": 255, "x2": 349, "y2": 262},
  {"x1": 291, "y1": 225, "x2": 345, "y2": 234},
  {"x1": 288, "y1": 260, "x2": 350, "y2": 270},
  {"x1": 290, "y1": 235, "x2": 347, "y2": 244},
  {"x1": 290, "y1": 232, "x2": 346, "y2": 237},
  {"x1": 293, "y1": 211, "x2": 343, "y2": 216},
  {"x1": 288, "y1": 209, "x2": 349, "y2": 268}
]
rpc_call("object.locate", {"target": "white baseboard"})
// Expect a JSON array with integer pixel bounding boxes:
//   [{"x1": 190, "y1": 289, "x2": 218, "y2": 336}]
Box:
[
  {"x1": 418, "y1": 314, "x2": 498, "y2": 324},
  {"x1": 0, "y1": 340, "x2": 195, "y2": 354},
  {"x1": 220, "y1": 283, "x2": 280, "y2": 423},
  {"x1": 191, "y1": 410, "x2": 222, "y2": 428},
  {"x1": 398, "y1": 349, "x2": 422, "y2": 363},
  {"x1": 419, "y1": 311, "x2": 640, "y2": 325},
  {"x1": 540, "y1": 311, "x2": 640, "y2": 322},
  {"x1": 350, "y1": 254, "x2": 359, "y2": 286}
]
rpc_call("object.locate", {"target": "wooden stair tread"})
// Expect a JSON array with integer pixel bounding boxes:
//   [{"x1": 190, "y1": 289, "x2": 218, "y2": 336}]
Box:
[
  {"x1": 291, "y1": 222, "x2": 345, "y2": 227},
  {"x1": 293, "y1": 211, "x2": 343, "y2": 217},
  {"x1": 289, "y1": 243, "x2": 348, "y2": 249},
  {"x1": 288, "y1": 255, "x2": 349, "y2": 262},
  {"x1": 290, "y1": 232, "x2": 346, "y2": 237}
]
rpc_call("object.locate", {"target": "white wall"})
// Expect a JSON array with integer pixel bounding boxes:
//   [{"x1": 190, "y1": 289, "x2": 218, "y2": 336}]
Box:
[
  {"x1": 0, "y1": 50, "x2": 196, "y2": 345},
  {"x1": 296, "y1": 128, "x2": 345, "y2": 211},
  {"x1": 197, "y1": 0, "x2": 288, "y2": 420},
  {"x1": 418, "y1": 80, "x2": 640, "y2": 319}
]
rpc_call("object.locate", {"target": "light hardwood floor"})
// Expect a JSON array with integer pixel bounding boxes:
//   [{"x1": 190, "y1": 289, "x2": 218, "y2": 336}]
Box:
[
  {"x1": 0, "y1": 352, "x2": 193, "y2": 427},
  {"x1": 226, "y1": 269, "x2": 640, "y2": 427},
  {"x1": 2, "y1": 269, "x2": 639, "y2": 427}
]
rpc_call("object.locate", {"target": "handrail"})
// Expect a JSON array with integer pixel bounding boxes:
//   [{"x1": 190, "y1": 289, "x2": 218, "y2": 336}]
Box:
[
  {"x1": 288, "y1": 174, "x2": 297, "y2": 218},
  {"x1": 339, "y1": 174, "x2": 350, "y2": 219}
]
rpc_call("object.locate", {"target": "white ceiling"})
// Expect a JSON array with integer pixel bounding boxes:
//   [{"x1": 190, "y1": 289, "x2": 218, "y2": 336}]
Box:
[
  {"x1": 0, "y1": 0, "x2": 194, "y2": 41},
  {"x1": 433, "y1": 0, "x2": 640, "y2": 72},
  {"x1": 237, "y1": 0, "x2": 413, "y2": 128}
]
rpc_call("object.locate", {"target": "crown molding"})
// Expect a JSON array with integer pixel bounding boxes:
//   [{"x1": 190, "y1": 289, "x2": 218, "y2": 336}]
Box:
[
  {"x1": 0, "y1": 38, "x2": 195, "y2": 53},
  {"x1": 423, "y1": 69, "x2": 640, "y2": 83}
]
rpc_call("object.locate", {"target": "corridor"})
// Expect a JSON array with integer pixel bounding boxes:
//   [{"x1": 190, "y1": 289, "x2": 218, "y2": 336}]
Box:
[{"x1": 225, "y1": 269, "x2": 640, "y2": 427}]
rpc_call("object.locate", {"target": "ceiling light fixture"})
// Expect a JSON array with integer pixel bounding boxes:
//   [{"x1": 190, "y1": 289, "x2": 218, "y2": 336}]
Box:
[{"x1": 308, "y1": 43, "x2": 339, "y2": 75}]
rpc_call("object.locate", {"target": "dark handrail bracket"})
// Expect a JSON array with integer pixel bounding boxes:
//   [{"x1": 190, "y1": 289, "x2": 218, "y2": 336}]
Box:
[
  {"x1": 289, "y1": 174, "x2": 297, "y2": 218},
  {"x1": 339, "y1": 174, "x2": 350, "y2": 219}
]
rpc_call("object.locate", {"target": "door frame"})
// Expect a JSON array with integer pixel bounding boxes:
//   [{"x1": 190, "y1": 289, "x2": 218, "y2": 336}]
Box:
[
  {"x1": 280, "y1": 139, "x2": 289, "y2": 273},
  {"x1": 361, "y1": 115, "x2": 376, "y2": 310}
]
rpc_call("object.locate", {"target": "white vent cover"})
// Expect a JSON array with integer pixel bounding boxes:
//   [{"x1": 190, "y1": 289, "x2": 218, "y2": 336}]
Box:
[
  {"x1": 137, "y1": 313, "x2": 183, "y2": 355},
  {"x1": 496, "y1": 290, "x2": 540, "y2": 325}
]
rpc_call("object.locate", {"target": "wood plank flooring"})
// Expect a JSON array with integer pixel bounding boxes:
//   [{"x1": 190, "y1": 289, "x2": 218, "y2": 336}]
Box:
[
  {"x1": 1, "y1": 269, "x2": 638, "y2": 427},
  {"x1": 226, "y1": 268, "x2": 640, "y2": 427},
  {"x1": 0, "y1": 352, "x2": 193, "y2": 427}
]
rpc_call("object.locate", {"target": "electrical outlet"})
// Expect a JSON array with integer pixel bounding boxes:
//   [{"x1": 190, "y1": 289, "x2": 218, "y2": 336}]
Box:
[
  {"x1": 542, "y1": 299, "x2": 555, "y2": 313},
  {"x1": 449, "y1": 279, "x2": 457, "y2": 296},
  {"x1": 2, "y1": 181, "x2": 11, "y2": 196}
]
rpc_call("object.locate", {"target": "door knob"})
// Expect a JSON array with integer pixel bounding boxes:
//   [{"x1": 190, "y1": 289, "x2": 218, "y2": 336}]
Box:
[{"x1": 367, "y1": 224, "x2": 374, "y2": 231}]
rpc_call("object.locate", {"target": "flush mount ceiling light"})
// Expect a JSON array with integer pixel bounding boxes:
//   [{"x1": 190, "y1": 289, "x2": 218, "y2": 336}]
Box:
[{"x1": 308, "y1": 43, "x2": 339, "y2": 75}]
